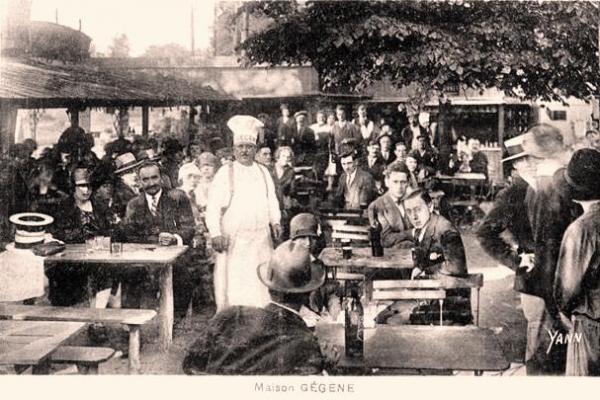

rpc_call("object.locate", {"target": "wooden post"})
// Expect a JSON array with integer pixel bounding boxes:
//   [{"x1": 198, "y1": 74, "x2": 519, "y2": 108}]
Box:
[
  {"x1": 142, "y1": 106, "x2": 149, "y2": 138},
  {"x1": 128, "y1": 325, "x2": 141, "y2": 374},
  {"x1": 0, "y1": 102, "x2": 18, "y2": 154},
  {"x1": 497, "y1": 104, "x2": 505, "y2": 182},
  {"x1": 158, "y1": 264, "x2": 174, "y2": 352}
]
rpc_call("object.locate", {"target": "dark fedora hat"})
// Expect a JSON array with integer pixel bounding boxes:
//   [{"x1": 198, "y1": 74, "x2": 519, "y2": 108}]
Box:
[
  {"x1": 564, "y1": 148, "x2": 600, "y2": 201},
  {"x1": 257, "y1": 240, "x2": 325, "y2": 293}
]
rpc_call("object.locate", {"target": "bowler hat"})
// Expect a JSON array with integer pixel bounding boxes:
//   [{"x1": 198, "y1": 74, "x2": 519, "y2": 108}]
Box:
[
  {"x1": 257, "y1": 240, "x2": 325, "y2": 293},
  {"x1": 290, "y1": 213, "x2": 319, "y2": 240},
  {"x1": 564, "y1": 148, "x2": 600, "y2": 201}
]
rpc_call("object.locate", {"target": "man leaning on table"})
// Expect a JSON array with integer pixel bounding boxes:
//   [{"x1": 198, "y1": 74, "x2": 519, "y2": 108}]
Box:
[
  {"x1": 182, "y1": 240, "x2": 328, "y2": 375},
  {"x1": 121, "y1": 161, "x2": 196, "y2": 321}
]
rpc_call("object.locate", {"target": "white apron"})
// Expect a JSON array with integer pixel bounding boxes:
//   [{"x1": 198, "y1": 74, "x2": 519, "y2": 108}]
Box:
[{"x1": 211, "y1": 163, "x2": 279, "y2": 311}]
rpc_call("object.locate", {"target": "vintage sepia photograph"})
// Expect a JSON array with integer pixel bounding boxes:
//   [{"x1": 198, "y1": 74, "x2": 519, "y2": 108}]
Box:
[{"x1": 0, "y1": 0, "x2": 599, "y2": 385}]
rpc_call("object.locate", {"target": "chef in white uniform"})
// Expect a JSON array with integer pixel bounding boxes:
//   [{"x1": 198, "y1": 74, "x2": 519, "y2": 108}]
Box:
[{"x1": 206, "y1": 115, "x2": 282, "y2": 311}]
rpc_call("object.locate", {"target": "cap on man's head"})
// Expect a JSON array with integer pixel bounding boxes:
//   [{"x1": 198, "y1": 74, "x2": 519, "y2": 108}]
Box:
[
  {"x1": 338, "y1": 140, "x2": 358, "y2": 158},
  {"x1": 290, "y1": 213, "x2": 319, "y2": 240},
  {"x1": 294, "y1": 110, "x2": 308, "y2": 119},
  {"x1": 564, "y1": 148, "x2": 600, "y2": 201},
  {"x1": 257, "y1": 240, "x2": 325, "y2": 293},
  {"x1": 227, "y1": 115, "x2": 263, "y2": 146}
]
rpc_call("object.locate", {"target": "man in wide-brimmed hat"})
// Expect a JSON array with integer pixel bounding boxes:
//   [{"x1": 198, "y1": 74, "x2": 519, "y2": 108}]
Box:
[
  {"x1": 206, "y1": 115, "x2": 282, "y2": 312},
  {"x1": 182, "y1": 239, "x2": 326, "y2": 375},
  {"x1": 555, "y1": 149, "x2": 600, "y2": 376},
  {"x1": 112, "y1": 152, "x2": 143, "y2": 218}
]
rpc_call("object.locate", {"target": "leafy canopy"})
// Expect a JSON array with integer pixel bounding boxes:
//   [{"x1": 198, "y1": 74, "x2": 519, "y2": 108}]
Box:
[{"x1": 239, "y1": 0, "x2": 599, "y2": 102}]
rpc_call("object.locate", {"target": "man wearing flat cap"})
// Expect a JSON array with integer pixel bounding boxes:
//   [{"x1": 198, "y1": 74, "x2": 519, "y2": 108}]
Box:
[
  {"x1": 293, "y1": 110, "x2": 317, "y2": 166},
  {"x1": 182, "y1": 239, "x2": 326, "y2": 375},
  {"x1": 206, "y1": 115, "x2": 282, "y2": 311},
  {"x1": 555, "y1": 149, "x2": 600, "y2": 376}
]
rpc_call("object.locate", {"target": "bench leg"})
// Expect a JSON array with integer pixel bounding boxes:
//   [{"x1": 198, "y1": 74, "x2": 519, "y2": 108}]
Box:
[
  {"x1": 158, "y1": 264, "x2": 174, "y2": 352},
  {"x1": 128, "y1": 325, "x2": 141, "y2": 375}
]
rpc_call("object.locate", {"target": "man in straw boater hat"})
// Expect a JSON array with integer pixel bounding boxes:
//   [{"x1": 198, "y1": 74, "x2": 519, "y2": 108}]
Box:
[
  {"x1": 555, "y1": 149, "x2": 600, "y2": 376},
  {"x1": 182, "y1": 239, "x2": 326, "y2": 375},
  {"x1": 517, "y1": 123, "x2": 581, "y2": 375},
  {"x1": 206, "y1": 115, "x2": 282, "y2": 312}
]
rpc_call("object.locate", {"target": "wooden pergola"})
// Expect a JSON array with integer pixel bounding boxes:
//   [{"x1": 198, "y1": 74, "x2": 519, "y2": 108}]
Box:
[{"x1": 0, "y1": 58, "x2": 236, "y2": 152}]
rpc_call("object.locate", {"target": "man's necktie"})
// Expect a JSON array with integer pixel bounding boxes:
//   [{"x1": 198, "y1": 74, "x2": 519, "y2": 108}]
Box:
[
  {"x1": 150, "y1": 195, "x2": 158, "y2": 216},
  {"x1": 414, "y1": 228, "x2": 422, "y2": 243}
]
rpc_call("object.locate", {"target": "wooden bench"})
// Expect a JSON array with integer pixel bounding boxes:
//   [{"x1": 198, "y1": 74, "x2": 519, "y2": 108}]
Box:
[
  {"x1": 0, "y1": 304, "x2": 156, "y2": 374},
  {"x1": 372, "y1": 273, "x2": 484, "y2": 326},
  {"x1": 50, "y1": 346, "x2": 115, "y2": 374}
]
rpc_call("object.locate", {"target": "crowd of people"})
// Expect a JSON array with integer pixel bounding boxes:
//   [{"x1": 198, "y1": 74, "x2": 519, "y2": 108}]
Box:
[{"x1": 4, "y1": 101, "x2": 600, "y2": 376}]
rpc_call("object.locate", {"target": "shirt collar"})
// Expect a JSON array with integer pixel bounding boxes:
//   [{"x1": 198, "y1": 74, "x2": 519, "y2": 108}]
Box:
[
  {"x1": 145, "y1": 189, "x2": 163, "y2": 204},
  {"x1": 269, "y1": 301, "x2": 302, "y2": 319}
]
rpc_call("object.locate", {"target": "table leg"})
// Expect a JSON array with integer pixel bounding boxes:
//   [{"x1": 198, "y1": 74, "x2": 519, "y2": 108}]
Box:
[
  {"x1": 128, "y1": 325, "x2": 141, "y2": 374},
  {"x1": 158, "y1": 264, "x2": 174, "y2": 352}
]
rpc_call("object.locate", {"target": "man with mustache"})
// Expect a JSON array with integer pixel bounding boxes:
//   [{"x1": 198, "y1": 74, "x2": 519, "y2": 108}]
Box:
[
  {"x1": 206, "y1": 115, "x2": 282, "y2": 312},
  {"x1": 121, "y1": 161, "x2": 196, "y2": 321}
]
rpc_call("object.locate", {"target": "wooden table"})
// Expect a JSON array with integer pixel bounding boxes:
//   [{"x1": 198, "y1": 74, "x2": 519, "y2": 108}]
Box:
[
  {"x1": 0, "y1": 320, "x2": 85, "y2": 372},
  {"x1": 319, "y1": 247, "x2": 414, "y2": 299},
  {"x1": 45, "y1": 243, "x2": 188, "y2": 352},
  {"x1": 438, "y1": 173, "x2": 487, "y2": 183},
  {"x1": 315, "y1": 323, "x2": 510, "y2": 374}
]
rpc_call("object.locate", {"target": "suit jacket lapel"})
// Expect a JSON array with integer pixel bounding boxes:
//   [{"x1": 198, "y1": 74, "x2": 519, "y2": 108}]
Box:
[{"x1": 419, "y1": 214, "x2": 439, "y2": 253}]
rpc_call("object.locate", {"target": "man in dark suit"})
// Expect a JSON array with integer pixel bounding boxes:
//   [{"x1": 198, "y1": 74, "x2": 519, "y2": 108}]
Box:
[
  {"x1": 359, "y1": 139, "x2": 386, "y2": 193},
  {"x1": 409, "y1": 135, "x2": 439, "y2": 172},
  {"x1": 182, "y1": 240, "x2": 327, "y2": 375},
  {"x1": 122, "y1": 161, "x2": 196, "y2": 320},
  {"x1": 401, "y1": 112, "x2": 429, "y2": 151},
  {"x1": 333, "y1": 145, "x2": 376, "y2": 209},
  {"x1": 332, "y1": 104, "x2": 363, "y2": 153},
  {"x1": 367, "y1": 161, "x2": 413, "y2": 249},
  {"x1": 292, "y1": 111, "x2": 317, "y2": 167},
  {"x1": 377, "y1": 131, "x2": 396, "y2": 165},
  {"x1": 402, "y1": 188, "x2": 472, "y2": 325},
  {"x1": 276, "y1": 103, "x2": 296, "y2": 147}
]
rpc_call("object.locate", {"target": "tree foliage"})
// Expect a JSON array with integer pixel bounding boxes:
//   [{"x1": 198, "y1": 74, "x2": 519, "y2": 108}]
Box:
[
  {"x1": 240, "y1": 0, "x2": 599, "y2": 102},
  {"x1": 142, "y1": 43, "x2": 191, "y2": 58},
  {"x1": 109, "y1": 33, "x2": 131, "y2": 58}
]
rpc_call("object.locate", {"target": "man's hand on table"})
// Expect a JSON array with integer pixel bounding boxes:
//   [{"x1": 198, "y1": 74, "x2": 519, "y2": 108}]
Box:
[{"x1": 158, "y1": 232, "x2": 177, "y2": 246}]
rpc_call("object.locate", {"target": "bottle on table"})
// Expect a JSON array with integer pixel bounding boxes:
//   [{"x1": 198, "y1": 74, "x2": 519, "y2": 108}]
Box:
[
  {"x1": 368, "y1": 209, "x2": 384, "y2": 257},
  {"x1": 344, "y1": 285, "x2": 364, "y2": 358}
]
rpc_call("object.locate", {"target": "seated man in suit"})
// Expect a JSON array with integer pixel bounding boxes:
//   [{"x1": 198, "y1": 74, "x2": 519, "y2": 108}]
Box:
[
  {"x1": 122, "y1": 161, "x2": 196, "y2": 320},
  {"x1": 333, "y1": 144, "x2": 376, "y2": 209},
  {"x1": 182, "y1": 240, "x2": 327, "y2": 375},
  {"x1": 367, "y1": 161, "x2": 414, "y2": 249},
  {"x1": 403, "y1": 188, "x2": 472, "y2": 325}
]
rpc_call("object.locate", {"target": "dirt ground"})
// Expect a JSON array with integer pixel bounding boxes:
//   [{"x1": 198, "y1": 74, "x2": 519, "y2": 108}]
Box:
[{"x1": 56, "y1": 229, "x2": 527, "y2": 376}]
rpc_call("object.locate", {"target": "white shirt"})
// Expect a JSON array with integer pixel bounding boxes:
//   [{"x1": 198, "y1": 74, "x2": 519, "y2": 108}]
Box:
[
  {"x1": 206, "y1": 161, "x2": 281, "y2": 238},
  {"x1": 346, "y1": 168, "x2": 358, "y2": 187}
]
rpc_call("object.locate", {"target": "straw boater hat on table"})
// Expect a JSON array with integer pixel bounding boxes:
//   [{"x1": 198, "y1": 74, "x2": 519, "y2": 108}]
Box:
[
  {"x1": 257, "y1": 240, "x2": 325, "y2": 293},
  {"x1": 227, "y1": 115, "x2": 263, "y2": 146},
  {"x1": 9, "y1": 213, "x2": 54, "y2": 249}
]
